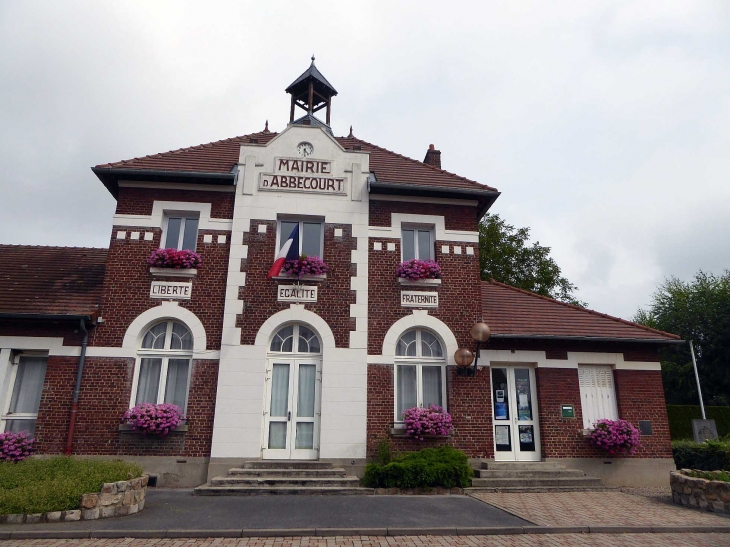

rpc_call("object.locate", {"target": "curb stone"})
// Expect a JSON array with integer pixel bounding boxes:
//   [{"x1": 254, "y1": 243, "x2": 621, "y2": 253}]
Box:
[
  {"x1": 167, "y1": 529, "x2": 242, "y2": 538},
  {"x1": 242, "y1": 529, "x2": 316, "y2": 537}
]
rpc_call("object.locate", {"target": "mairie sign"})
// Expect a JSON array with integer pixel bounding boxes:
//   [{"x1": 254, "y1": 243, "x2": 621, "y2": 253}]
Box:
[{"x1": 259, "y1": 157, "x2": 347, "y2": 196}]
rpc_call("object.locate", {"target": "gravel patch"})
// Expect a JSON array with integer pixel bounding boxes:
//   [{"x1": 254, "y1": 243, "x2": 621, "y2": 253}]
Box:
[{"x1": 620, "y1": 486, "x2": 673, "y2": 504}]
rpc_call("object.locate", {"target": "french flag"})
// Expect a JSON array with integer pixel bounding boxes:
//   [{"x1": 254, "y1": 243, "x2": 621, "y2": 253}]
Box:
[{"x1": 267, "y1": 224, "x2": 300, "y2": 278}]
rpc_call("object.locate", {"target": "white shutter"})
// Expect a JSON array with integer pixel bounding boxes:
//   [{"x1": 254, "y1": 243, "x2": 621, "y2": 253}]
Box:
[{"x1": 578, "y1": 365, "x2": 619, "y2": 429}]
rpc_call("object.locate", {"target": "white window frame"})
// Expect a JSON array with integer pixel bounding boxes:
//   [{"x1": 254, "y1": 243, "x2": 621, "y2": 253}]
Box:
[
  {"x1": 269, "y1": 323, "x2": 323, "y2": 356},
  {"x1": 162, "y1": 212, "x2": 200, "y2": 251},
  {"x1": 1, "y1": 352, "x2": 48, "y2": 434},
  {"x1": 276, "y1": 218, "x2": 325, "y2": 259},
  {"x1": 401, "y1": 224, "x2": 435, "y2": 261},
  {"x1": 393, "y1": 328, "x2": 447, "y2": 422},
  {"x1": 130, "y1": 321, "x2": 194, "y2": 412},
  {"x1": 578, "y1": 365, "x2": 619, "y2": 429}
]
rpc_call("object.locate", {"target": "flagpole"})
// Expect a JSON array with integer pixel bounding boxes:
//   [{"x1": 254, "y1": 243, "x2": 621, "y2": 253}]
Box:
[{"x1": 689, "y1": 340, "x2": 706, "y2": 420}]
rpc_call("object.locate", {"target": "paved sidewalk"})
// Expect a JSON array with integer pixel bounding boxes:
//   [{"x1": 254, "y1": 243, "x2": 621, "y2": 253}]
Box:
[
  {"x1": 470, "y1": 491, "x2": 730, "y2": 527},
  {"x1": 1, "y1": 534, "x2": 729, "y2": 546}
]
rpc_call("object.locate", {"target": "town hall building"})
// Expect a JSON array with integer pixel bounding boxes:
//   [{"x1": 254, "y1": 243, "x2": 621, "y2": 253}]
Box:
[{"x1": 0, "y1": 61, "x2": 682, "y2": 488}]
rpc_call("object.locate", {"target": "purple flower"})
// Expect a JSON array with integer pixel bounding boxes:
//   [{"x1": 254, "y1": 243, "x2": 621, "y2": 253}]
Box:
[
  {"x1": 588, "y1": 419, "x2": 641, "y2": 455},
  {"x1": 281, "y1": 255, "x2": 329, "y2": 278},
  {"x1": 401, "y1": 405, "x2": 454, "y2": 440},
  {"x1": 0, "y1": 431, "x2": 36, "y2": 462},
  {"x1": 122, "y1": 403, "x2": 185, "y2": 437},
  {"x1": 147, "y1": 248, "x2": 202, "y2": 269},
  {"x1": 396, "y1": 259, "x2": 442, "y2": 281}
]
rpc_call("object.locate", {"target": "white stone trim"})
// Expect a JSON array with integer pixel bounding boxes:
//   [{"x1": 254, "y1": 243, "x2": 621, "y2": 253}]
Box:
[
  {"x1": 113, "y1": 201, "x2": 233, "y2": 231},
  {"x1": 380, "y1": 310, "x2": 459, "y2": 367},
  {"x1": 253, "y1": 304, "x2": 336, "y2": 351},
  {"x1": 368, "y1": 213, "x2": 479, "y2": 243},
  {"x1": 121, "y1": 302, "x2": 209, "y2": 357},
  {"x1": 478, "y1": 349, "x2": 661, "y2": 371},
  {"x1": 0, "y1": 336, "x2": 80, "y2": 357},
  {"x1": 369, "y1": 194, "x2": 478, "y2": 207}
]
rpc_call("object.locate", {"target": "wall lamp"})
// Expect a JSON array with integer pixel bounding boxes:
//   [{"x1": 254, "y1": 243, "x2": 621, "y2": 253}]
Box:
[{"x1": 454, "y1": 322, "x2": 491, "y2": 377}]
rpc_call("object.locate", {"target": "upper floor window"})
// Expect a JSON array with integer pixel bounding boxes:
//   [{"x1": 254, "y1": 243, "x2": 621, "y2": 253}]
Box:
[
  {"x1": 1, "y1": 354, "x2": 48, "y2": 435},
  {"x1": 165, "y1": 215, "x2": 199, "y2": 251},
  {"x1": 402, "y1": 226, "x2": 433, "y2": 261},
  {"x1": 394, "y1": 328, "x2": 446, "y2": 421},
  {"x1": 278, "y1": 219, "x2": 323, "y2": 258},
  {"x1": 132, "y1": 320, "x2": 193, "y2": 411}
]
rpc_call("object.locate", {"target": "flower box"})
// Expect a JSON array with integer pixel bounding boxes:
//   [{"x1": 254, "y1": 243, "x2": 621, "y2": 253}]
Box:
[
  {"x1": 389, "y1": 426, "x2": 450, "y2": 439},
  {"x1": 397, "y1": 278, "x2": 442, "y2": 287},
  {"x1": 118, "y1": 423, "x2": 188, "y2": 434},
  {"x1": 149, "y1": 267, "x2": 197, "y2": 278},
  {"x1": 281, "y1": 255, "x2": 329, "y2": 278},
  {"x1": 147, "y1": 248, "x2": 202, "y2": 270},
  {"x1": 121, "y1": 403, "x2": 186, "y2": 437},
  {"x1": 396, "y1": 259, "x2": 442, "y2": 282},
  {"x1": 273, "y1": 273, "x2": 327, "y2": 282}
]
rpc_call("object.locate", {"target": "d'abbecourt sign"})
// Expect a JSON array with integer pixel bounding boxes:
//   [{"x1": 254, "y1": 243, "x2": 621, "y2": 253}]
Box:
[{"x1": 259, "y1": 158, "x2": 347, "y2": 195}]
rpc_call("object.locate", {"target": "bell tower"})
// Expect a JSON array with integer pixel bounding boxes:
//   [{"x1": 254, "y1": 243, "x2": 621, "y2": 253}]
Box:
[{"x1": 286, "y1": 56, "x2": 338, "y2": 126}]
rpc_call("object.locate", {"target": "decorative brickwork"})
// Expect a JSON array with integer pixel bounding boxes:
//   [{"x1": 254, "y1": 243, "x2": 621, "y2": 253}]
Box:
[
  {"x1": 369, "y1": 200, "x2": 478, "y2": 232},
  {"x1": 237, "y1": 220, "x2": 357, "y2": 348},
  {"x1": 114, "y1": 187, "x2": 234, "y2": 218}
]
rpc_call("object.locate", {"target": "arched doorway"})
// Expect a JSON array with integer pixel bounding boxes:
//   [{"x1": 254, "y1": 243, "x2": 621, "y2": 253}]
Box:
[{"x1": 263, "y1": 323, "x2": 322, "y2": 460}]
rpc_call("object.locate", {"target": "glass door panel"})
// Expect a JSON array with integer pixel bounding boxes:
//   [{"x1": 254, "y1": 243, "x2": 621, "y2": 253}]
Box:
[{"x1": 492, "y1": 366, "x2": 540, "y2": 461}]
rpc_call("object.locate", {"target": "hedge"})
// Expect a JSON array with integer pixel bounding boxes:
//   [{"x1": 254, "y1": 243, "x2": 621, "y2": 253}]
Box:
[
  {"x1": 362, "y1": 446, "x2": 473, "y2": 489},
  {"x1": 667, "y1": 405, "x2": 730, "y2": 440},
  {"x1": 672, "y1": 439, "x2": 730, "y2": 471}
]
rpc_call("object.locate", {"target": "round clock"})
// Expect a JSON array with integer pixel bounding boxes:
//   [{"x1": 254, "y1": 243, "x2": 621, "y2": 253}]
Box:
[{"x1": 297, "y1": 142, "x2": 314, "y2": 158}]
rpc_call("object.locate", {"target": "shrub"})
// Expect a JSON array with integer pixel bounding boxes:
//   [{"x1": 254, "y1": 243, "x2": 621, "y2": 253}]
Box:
[
  {"x1": 402, "y1": 405, "x2": 454, "y2": 440},
  {"x1": 147, "y1": 248, "x2": 202, "y2": 269},
  {"x1": 0, "y1": 432, "x2": 35, "y2": 463},
  {"x1": 666, "y1": 405, "x2": 730, "y2": 440},
  {"x1": 281, "y1": 255, "x2": 329, "y2": 278},
  {"x1": 396, "y1": 259, "x2": 442, "y2": 281},
  {"x1": 685, "y1": 469, "x2": 730, "y2": 482},
  {"x1": 672, "y1": 438, "x2": 730, "y2": 471},
  {"x1": 362, "y1": 446, "x2": 472, "y2": 489},
  {"x1": 588, "y1": 419, "x2": 641, "y2": 455},
  {"x1": 376, "y1": 438, "x2": 393, "y2": 466},
  {"x1": 0, "y1": 457, "x2": 143, "y2": 515},
  {"x1": 122, "y1": 403, "x2": 185, "y2": 437}
]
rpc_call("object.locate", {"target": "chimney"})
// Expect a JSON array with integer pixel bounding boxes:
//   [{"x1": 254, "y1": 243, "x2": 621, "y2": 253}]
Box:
[{"x1": 423, "y1": 144, "x2": 441, "y2": 169}]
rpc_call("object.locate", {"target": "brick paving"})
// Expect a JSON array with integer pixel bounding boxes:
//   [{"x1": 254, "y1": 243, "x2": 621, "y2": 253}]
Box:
[
  {"x1": 470, "y1": 491, "x2": 730, "y2": 526},
  {"x1": 0, "y1": 535, "x2": 729, "y2": 547}
]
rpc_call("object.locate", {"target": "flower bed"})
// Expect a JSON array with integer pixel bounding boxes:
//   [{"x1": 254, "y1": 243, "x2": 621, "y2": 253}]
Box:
[
  {"x1": 147, "y1": 248, "x2": 201, "y2": 269},
  {"x1": 670, "y1": 469, "x2": 730, "y2": 514},
  {"x1": 588, "y1": 419, "x2": 641, "y2": 455},
  {"x1": 0, "y1": 432, "x2": 35, "y2": 463},
  {"x1": 281, "y1": 255, "x2": 329, "y2": 278},
  {"x1": 396, "y1": 259, "x2": 441, "y2": 281},
  {"x1": 402, "y1": 405, "x2": 453, "y2": 440},
  {"x1": 121, "y1": 403, "x2": 185, "y2": 437}
]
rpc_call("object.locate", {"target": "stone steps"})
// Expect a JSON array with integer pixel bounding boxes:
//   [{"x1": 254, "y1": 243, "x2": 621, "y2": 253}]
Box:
[
  {"x1": 468, "y1": 460, "x2": 609, "y2": 492},
  {"x1": 471, "y1": 477, "x2": 604, "y2": 488},
  {"x1": 467, "y1": 485, "x2": 618, "y2": 493},
  {"x1": 474, "y1": 469, "x2": 587, "y2": 479},
  {"x1": 194, "y1": 460, "x2": 370, "y2": 496}
]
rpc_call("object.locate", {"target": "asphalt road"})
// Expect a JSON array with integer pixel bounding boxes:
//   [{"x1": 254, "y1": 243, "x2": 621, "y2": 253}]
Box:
[{"x1": 1, "y1": 489, "x2": 530, "y2": 531}]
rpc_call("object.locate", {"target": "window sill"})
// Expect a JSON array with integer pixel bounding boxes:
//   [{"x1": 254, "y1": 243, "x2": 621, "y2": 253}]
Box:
[
  {"x1": 150, "y1": 267, "x2": 198, "y2": 278},
  {"x1": 397, "y1": 278, "x2": 442, "y2": 287},
  {"x1": 581, "y1": 428, "x2": 594, "y2": 437},
  {"x1": 389, "y1": 427, "x2": 450, "y2": 439},
  {"x1": 273, "y1": 274, "x2": 327, "y2": 282},
  {"x1": 118, "y1": 423, "x2": 189, "y2": 434}
]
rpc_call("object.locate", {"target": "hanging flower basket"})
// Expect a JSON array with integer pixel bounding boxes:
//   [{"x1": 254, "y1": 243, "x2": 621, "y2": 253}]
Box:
[
  {"x1": 402, "y1": 405, "x2": 454, "y2": 440},
  {"x1": 281, "y1": 255, "x2": 329, "y2": 278},
  {"x1": 396, "y1": 259, "x2": 442, "y2": 282},
  {"x1": 147, "y1": 248, "x2": 202, "y2": 269},
  {"x1": 587, "y1": 419, "x2": 641, "y2": 455},
  {"x1": 121, "y1": 403, "x2": 186, "y2": 437},
  {"x1": 0, "y1": 431, "x2": 36, "y2": 463}
]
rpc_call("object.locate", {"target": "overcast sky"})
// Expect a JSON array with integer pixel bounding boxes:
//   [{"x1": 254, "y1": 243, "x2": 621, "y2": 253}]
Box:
[{"x1": 1, "y1": 1, "x2": 729, "y2": 320}]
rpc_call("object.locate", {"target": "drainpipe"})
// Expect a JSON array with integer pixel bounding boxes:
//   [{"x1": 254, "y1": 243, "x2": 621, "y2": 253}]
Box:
[{"x1": 64, "y1": 318, "x2": 88, "y2": 456}]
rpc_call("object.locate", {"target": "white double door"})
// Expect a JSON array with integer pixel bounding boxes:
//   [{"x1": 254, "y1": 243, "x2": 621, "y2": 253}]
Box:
[
  {"x1": 263, "y1": 358, "x2": 321, "y2": 460},
  {"x1": 491, "y1": 365, "x2": 541, "y2": 461}
]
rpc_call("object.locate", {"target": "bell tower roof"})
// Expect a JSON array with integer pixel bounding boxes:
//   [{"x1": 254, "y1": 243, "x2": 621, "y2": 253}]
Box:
[{"x1": 286, "y1": 56, "x2": 337, "y2": 126}]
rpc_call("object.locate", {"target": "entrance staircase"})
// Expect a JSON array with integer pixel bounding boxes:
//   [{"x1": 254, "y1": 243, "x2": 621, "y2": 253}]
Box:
[
  {"x1": 468, "y1": 461, "x2": 615, "y2": 492},
  {"x1": 194, "y1": 461, "x2": 373, "y2": 495}
]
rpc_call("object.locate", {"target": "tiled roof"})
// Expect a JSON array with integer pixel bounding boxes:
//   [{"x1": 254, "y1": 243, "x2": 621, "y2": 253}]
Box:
[
  {"x1": 0, "y1": 245, "x2": 108, "y2": 318},
  {"x1": 94, "y1": 131, "x2": 497, "y2": 193},
  {"x1": 481, "y1": 280, "x2": 680, "y2": 341}
]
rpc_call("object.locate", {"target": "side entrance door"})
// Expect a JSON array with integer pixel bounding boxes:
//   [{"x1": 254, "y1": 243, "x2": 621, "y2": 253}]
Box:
[
  {"x1": 262, "y1": 358, "x2": 321, "y2": 460},
  {"x1": 491, "y1": 365, "x2": 541, "y2": 461}
]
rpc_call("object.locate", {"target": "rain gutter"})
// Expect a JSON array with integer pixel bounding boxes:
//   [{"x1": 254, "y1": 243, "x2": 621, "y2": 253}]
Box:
[{"x1": 489, "y1": 333, "x2": 685, "y2": 345}]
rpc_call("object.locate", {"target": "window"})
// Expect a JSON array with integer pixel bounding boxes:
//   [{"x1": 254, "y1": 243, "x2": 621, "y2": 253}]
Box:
[
  {"x1": 578, "y1": 365, "x2": 619, "y2": 429},
  {"x1": 401, "y1": 226, "x2": 433, "y2": 261},
  {"x1": 164, "y1": 215, "x2": 199, "y2": 251},
  {"x1": 278, "y1": 219, "x2": 323, "y2": 258},
  {"x1": 394, "y1": 328, "x2": 446, "y2": 421},
  {"x1": 132, "y1": 321, "x2": 193, "y2": 411},
  {"x1": 2, "y1": 354, "x2": 48, "y2": 435},
  {"x1": 270, "y1": 324, "x2": 321, "y2": 354}
]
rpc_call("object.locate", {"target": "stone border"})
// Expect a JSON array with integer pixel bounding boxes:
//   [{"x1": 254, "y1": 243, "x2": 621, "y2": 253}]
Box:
[
  {"x1": 0, "y1": 475, "x2": 148, "y2": 524},
  {"x1": 1, "y1": 525, "x2": 729, "y2": 539},
  {"x1": 671, "y1": 469, "x2": 730, "y2": 514}
]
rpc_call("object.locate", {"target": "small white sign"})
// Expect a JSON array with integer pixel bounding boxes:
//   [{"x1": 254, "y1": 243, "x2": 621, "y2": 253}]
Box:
[
  {"x1": 278, "y1": 285, "x2": 318, "y2": 303},
  {"x1": 150, "y1": 281, "x2": 192, "y2": 300},
  {"x1": 401, "y1": 291, "x2": 438, "y2": 308}
]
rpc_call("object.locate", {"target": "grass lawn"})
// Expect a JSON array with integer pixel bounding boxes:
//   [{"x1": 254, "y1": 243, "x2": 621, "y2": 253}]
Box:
[{"x1": 0, "y1": 457, "x2": 143, "y2": 515}]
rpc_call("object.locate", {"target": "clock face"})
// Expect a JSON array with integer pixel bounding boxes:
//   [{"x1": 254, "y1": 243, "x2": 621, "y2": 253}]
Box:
[{"x1": 297, "y1": 142, "x2": 314, "y2": 158}]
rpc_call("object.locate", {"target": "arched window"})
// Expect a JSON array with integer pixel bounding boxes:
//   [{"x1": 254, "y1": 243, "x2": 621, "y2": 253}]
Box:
[
  {"x1": 132, "y1": 320, "x2": 193, "y2": 411},
  {"x1": 269, "y1": 324, "x2": 321, "y2": 354},
  {"x1": 394, "y1": 328, "x2": 446, "y2": 421}
]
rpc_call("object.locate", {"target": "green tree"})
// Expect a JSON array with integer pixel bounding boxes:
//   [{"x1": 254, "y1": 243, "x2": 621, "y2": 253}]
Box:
[
  {"x1": 479, "y1": 214, "x2": 585, "y2": 307},
  {"x1": 633, "y1": 271, "x2": 730, "y2": 406}
]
